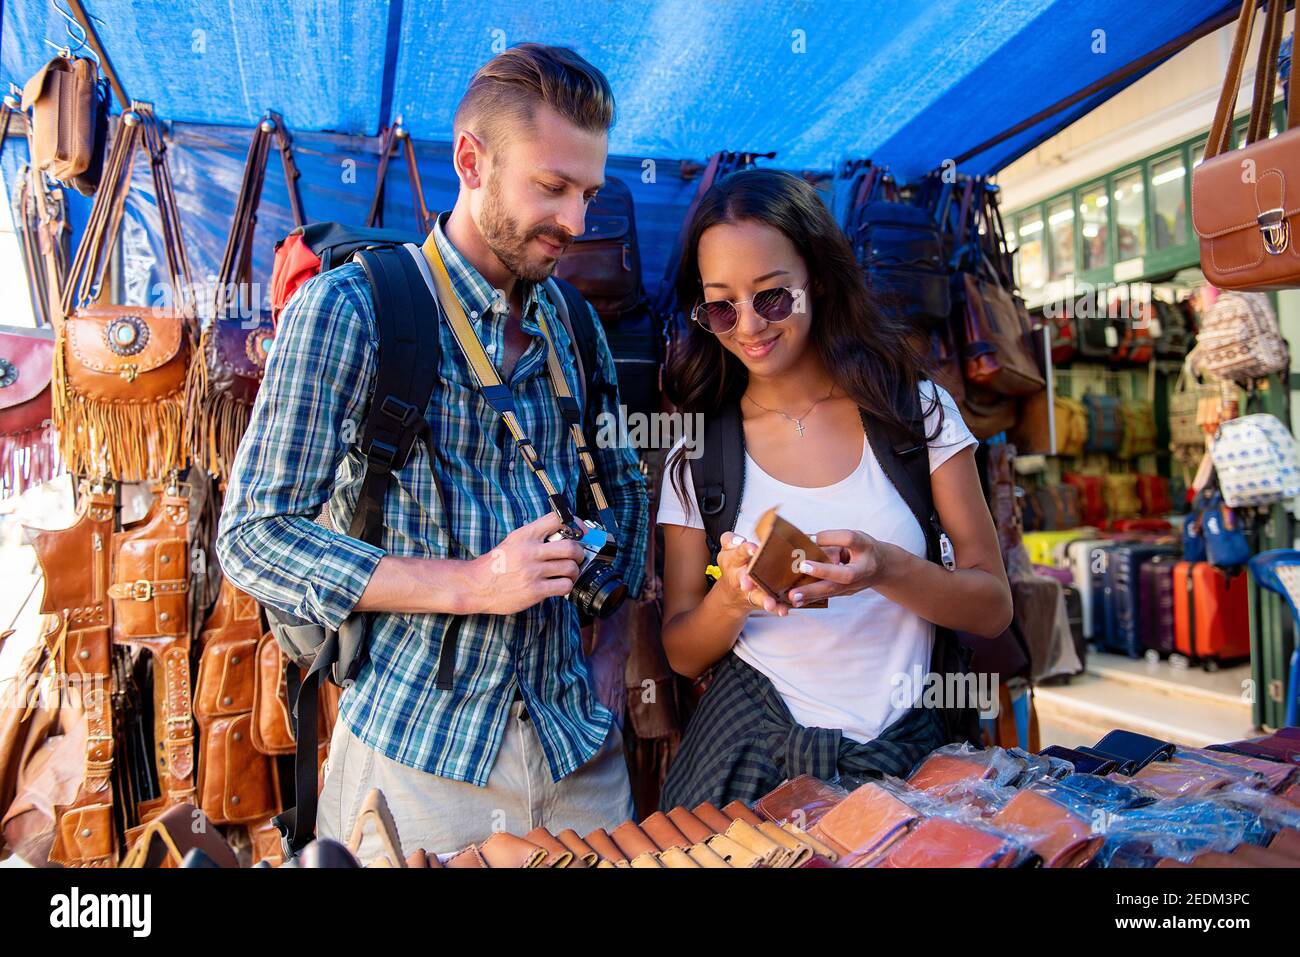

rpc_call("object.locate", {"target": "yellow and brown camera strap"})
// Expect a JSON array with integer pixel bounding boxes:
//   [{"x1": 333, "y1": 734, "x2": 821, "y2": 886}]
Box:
[{"x1": 420, "y1": 233, "x2": 615, "y2": 533}]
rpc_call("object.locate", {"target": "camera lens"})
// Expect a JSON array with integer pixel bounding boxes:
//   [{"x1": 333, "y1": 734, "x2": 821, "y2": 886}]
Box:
[{"x1": 572, "y1": 561, "x2": 627, "y2": 619}]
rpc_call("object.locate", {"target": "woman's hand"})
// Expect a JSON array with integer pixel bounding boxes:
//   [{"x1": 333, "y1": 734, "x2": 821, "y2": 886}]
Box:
[
  {"x1": 788, "y1": 528, "x2": 889, "y2": 605},
  {"x1": 716, "y1": 531, "x2": 794, "y2": 618}
]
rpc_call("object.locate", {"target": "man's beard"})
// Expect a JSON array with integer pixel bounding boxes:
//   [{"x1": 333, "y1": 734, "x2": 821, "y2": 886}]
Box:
[{"x1": 479, "y1": 169, "x2": 572, "y2": 283}]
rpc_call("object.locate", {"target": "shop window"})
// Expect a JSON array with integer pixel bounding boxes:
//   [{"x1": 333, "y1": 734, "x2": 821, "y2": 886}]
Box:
[
  {"x1": 1191, "y1": 142, "x2": 1206, "y2": 169},
  {"x1": 1014, "y1": 211, "x2": 1046, "y2": 294},
  {"x1": 1046, "y1": 197, "x2": 1074, "y2": 280},
  {"x1": 1077, "y1": 184, "x2": 1109, "y2": 270},
  {"x1": 1112, "y1": 171, "x2": 1145, "y2": 261},
  {"x1": 1151, "y1": 153, "x2": 1187, "y2": 250}
]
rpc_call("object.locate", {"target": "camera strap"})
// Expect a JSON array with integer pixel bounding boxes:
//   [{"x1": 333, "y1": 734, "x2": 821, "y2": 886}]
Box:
[{"x1": 421, "y1": 232, "x2": 619, "y2": 537}]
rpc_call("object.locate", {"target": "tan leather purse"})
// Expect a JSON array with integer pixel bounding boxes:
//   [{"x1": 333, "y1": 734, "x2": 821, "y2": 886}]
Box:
[
  {"x1": 21, "y1": 56, "x2": 100, "y2": 184},
  {"x1": 54, "y1": 103, "x2": 194, "y2": 482},
  {"x1": 1192, "y1": 0, "x2": 1300, "y2": 290},
  {"x1": 194, "y1": 579, "x2": 280, "y2": 825},
  {"x1": 0, "y1": 326, "x2": 58, "y2": 497},
  {"x1": 183, "y1": 114, "x2": 302, "y2": 480}
]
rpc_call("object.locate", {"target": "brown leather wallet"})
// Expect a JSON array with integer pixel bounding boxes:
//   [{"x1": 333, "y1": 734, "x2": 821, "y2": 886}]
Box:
[
  {"x1": 906, "y1": 752, "x2": 991, "y2": 793},
  {"x1": 990, "y1": 788, "x2": 1101, "y2": 868},
  {"x1": 582, "y1": 827, "x2": 628, "y2": 864},
  {"x1": 1270, "y1": 827, "x2": 1300, "y2": 859},
  {"x1": 809, "y1": 782, "x2": 919, "y2": 863},
  {"x1": 667, "y1": 806, "x2": 716, "y2": 845},
  {"x1": 524, "y1": 827, "x2": 577, "y2": 867},
  {"x1": 478, "y1": 832, "x2": 547, "y2": 869},
  {"x1": 556, "y1": 828, "x2": 600, "y2": 866},
  {"x1": 692, "y1": 801, "x2": 735, "y2": 834},
  {"x1": 610, "y1": 820, "x2": 659, "y2": 860},
  {"x1": 640, "y1": 811, "x2": 691, "y2": 851},
  {"x1": 872, "y1": 817, "x2": 1013, "y2": 868},
  {"x1": 753, "y1": 774, "x2": 849, "y2": 828},
  {"x1": 722, "y1": 799, "x2": 765, "y2": 827},
  {"x1": 745, "y1": 507, "x2": 829, "y2": 607}
]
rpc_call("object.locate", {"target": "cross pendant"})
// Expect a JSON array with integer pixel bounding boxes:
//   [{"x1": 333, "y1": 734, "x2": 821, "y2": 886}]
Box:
[{"x1": 794, "y1": 419, "x2": 806, "y2": 437}]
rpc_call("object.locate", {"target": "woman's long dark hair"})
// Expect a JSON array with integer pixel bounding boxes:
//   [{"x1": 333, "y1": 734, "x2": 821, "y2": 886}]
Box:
[{"x1": 664, "y1": 167, "x2": 941, "y2": 523}]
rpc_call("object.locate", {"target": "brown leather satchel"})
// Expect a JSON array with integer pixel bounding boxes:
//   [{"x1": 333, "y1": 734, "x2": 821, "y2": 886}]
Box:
[
  {"x1": 194, "y1": 579, "x2": 280, "y2": 825},
  {"x1": 0, "y1": 325, "x2": 59, "y2": 497},
  {"x1": 107, "y1": 486, "x2": 195, "y2": 809},
  {"x1": 184, "y1": 114, "x2": 303, "y2": 480},
  {"x1": 12, "y1": 486, "x2": 119, "y2": 866},
  {"x1": 1193, "y1": 0, "x2": 1300, "y2": 291},
  {"x1": 54, "y1": 103, "x2": 194, "y2": 482},
  {"x1": 20, "y1": 56, "x2": 103, "y2": 186}
]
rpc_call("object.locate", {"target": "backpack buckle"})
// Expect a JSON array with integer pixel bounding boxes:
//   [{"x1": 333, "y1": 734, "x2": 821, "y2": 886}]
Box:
[
  {"x1": 699, "y1": 487, "x2": 725, "y2": 516},
  {"x1": 366, "y1": 438, "x2": 398, "y2": 471},
  {"x1": 379, "y1": 395, "x2": 419, "y2": 426}
]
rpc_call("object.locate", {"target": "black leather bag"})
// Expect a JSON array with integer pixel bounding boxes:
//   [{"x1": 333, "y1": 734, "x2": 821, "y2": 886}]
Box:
[{"x1": 848, "y1": 166, "x2": 950, "y2": 330}]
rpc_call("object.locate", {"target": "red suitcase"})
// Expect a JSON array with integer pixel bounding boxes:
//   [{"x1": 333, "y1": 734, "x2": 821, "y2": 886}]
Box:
[{"x1": 1172, "y1": 561, "x2": 1251, "y2": 670}]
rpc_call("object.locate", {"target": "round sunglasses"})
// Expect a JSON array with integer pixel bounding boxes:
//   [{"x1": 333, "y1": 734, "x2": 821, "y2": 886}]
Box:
[{"x1": 690, "y1": 281, "x2": 809, "y2": 334}]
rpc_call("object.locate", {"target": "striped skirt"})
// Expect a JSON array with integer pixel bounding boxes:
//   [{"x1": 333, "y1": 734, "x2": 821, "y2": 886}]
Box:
[{"x1": 660, "y1": 651, "x2": 947, "y2": 811}]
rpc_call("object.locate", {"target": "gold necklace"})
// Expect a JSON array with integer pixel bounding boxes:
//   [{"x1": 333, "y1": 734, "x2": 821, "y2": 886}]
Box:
[{"x1": 744, "y1": 384, "x2": 836, "y2": 437}]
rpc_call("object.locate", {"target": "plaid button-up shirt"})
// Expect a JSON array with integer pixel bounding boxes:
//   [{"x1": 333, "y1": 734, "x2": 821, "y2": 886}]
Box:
[{"x1": 217, "y1": 213, "x2": 649, "y2": 785}]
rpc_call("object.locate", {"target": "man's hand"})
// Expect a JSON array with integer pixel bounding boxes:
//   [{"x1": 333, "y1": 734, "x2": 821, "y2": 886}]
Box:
[{"x1": 463, "y1": 512, "x2": 589, "y2": 615}]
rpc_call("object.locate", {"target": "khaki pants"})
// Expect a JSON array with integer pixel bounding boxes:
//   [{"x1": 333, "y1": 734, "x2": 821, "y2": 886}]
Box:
[{"x1": 317, "y1": 701, "x2": 633, "y2": 862}]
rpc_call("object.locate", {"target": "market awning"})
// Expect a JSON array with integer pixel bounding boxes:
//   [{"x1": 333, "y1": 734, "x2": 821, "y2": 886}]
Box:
[{"x1": 3, "y1": 0, "x2": 1242, "y2": 178}]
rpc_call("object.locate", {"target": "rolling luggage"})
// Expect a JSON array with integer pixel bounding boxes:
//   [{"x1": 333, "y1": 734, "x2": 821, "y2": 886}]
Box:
[
  {"x1": 1106, "y1": 544, "x2": 1179, "y2": 658},
  {"x1": 1172, "y1": 561, "x2": 1251, "y2": 670},
  {"x1": 1062, "y1": 584, "x2": 1086, "y2": 672},
  {"x1": 1066, "y1": 538, "x2": 1111, "y2": 640},
  {"x1": 1139, "y1": 556, "x2": 1178, "y2": 656},
  {"x1": 1023, "y1": 529, "x2": 1089, "y2": 568}
]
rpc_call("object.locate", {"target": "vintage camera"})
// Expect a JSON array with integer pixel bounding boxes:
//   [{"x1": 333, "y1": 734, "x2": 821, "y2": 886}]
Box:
[{"x1": 546, "y1": 518, "x2": 626, "y2": 619}]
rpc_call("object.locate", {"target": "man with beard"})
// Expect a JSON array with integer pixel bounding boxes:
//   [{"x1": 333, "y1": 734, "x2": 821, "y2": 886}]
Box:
[{"x1": 217, "y1": 44, "x2": 649, "y2": 859}]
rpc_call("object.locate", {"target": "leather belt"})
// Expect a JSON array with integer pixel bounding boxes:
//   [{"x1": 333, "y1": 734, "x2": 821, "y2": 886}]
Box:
[{"x1": 106, "y1": 577, "x2": 189, "y2": 601}]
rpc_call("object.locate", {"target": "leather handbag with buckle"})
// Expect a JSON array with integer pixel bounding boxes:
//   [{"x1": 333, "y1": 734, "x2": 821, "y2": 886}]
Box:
[
  {"x1": 107, "y1": 485, "x2": 195, "y2": 811},
  {"x1": 184, "y1": 113, "x2": 303, "y2": 480},
  {"x1": 54, "y1": 103, "x2": 194, "y2": 482},
  {"x1": 1192, "y1": 0, "x2": 1300, "y2": 290},
  {"x1": 193, "y1": 579, "x2": 280, "y2": 825},
  {"x1": 15, "y1": 485, "x2": 118, "y2": 866},
  {"x1": 0, "y1": 325, "x2": 59, "y2": 496}
]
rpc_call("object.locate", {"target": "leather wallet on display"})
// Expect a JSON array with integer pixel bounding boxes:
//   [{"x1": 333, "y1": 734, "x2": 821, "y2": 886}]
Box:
[{"x1": 746, "y1": 507, "x2": 830, "y2": 607}]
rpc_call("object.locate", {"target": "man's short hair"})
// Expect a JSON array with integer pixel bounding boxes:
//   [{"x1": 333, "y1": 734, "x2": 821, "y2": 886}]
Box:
[{"x1": 453, "y1": 43, "x2": 615, "y2": 154}]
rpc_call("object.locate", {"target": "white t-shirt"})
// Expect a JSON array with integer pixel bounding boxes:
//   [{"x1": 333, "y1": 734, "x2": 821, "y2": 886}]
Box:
[{"x1": 657, "y1": 382, "x2": 976, "y2": 743}]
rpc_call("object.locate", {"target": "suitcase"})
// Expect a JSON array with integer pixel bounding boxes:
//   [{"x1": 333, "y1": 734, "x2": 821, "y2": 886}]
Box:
[
  {"x1": 1062, "y1": 584, "x2": 1086, "y2": 672},
  {"x1": 1139, "y1": 556, "x2": 1178, "y2": 656},
  {"x1": 1088, "y1": 542, "x2": 1121, "y2": 647},
  {"x1": 1172, "y1": 561, "x2": 1252, "y2": 670},
  {"x1": 1023, "y1": 530, "x2": 1089, "y2": 568},
  {"x1": 1067, "y1": 539, "x2": 1111, "y2": 640},
  {"x1": 1106, "y1": 543, "x2": 1179, "y2": 658}
]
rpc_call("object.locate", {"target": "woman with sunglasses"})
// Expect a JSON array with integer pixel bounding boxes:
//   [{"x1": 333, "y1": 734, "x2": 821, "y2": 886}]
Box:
[{"x1": 656, "y1": 169, "x2": 1013, "y2": 810}]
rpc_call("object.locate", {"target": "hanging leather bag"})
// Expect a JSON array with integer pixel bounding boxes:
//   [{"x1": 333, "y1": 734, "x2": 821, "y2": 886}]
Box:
[
  {"x1": 0, "y1": 325, "x2": 58, "y2": 496},
  {"x1": 183, "y1": 113, "x2": 302, "y2": 480},
  {"x1": 54, "y1": 104, "x2": 195, "y2": 482},
  {"x1": 1192, "y1": 0, "x2": 1300, "y2": 290}
]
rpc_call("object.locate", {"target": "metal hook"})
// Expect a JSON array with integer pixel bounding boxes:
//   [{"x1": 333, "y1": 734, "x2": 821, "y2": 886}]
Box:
[{"x1": 44, "y1": 0, "x2": 101, "y2": 66}]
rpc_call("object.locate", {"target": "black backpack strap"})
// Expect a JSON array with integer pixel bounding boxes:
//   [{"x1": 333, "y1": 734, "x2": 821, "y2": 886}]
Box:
[
  {"x1": 274, "y1": 245, "x2": 449, "y2": 856},
  {"x1": 860, "y1": 381, "x2": 978, "y2": 746},
  {"x1": 691, "y1": 398, "x2": 744, "y2": 563}
]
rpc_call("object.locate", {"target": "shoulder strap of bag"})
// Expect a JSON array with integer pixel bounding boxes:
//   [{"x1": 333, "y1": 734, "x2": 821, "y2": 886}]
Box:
[
  {"x1": 1206, "y1": 0, "x2": 1297, "y2": 160},
  {"x1": 366, "y1": 121, "x2": 434, "y2": 233},
  {"x1": 274, "y1": 242, "x2": 457, "y2": 858},
  {"x1": 544, "y1": 276, "x2": 597, "y2": 425},
  {"x1": 691, "y1": 398, "x2": 744, "y2": 562}
]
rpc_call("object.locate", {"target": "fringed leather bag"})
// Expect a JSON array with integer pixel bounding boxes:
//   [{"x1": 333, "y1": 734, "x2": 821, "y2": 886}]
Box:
[
  {"x1": 0, "y1": 325, "x2": 59, "y2": 496},
  {"x1": 184, "y1": 113, "x2": 303, "y2": 480},
  {"x1": 54, "y1": 103, "x2": 195, "y2": 482}
]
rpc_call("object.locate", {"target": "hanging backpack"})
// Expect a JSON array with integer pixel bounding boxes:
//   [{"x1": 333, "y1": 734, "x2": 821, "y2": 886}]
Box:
[
  {"x1": 689, "y1": 379, "x2": 979, "y2": 748},
  {"x1": 262, "y1": 241, "x2": 610, "y2": 858},
  {"x1": 1201, "y1": 492, "x2": 1252, "y2": 571},
  {"x1": 847, "y1": 165, "x2": 950, "y2": 330},
  {"x1": 1117, "y1": 399, "x2": 1157, "y2": 459},
  {"x1": 1189, "y1": 292, "x2": 1289, "y2": 383},
  {"x1": 1082, "y1": 393, "x2": 1124, "y2": 454},
  {"x1": 1210, "y1": 412, "x2": 1300, "y2": 507}
]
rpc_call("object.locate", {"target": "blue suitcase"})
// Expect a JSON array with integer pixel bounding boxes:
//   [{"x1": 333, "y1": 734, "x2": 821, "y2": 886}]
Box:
[{"x1": 1105, "y1": 543, "x2": 1180, "y2": 657}]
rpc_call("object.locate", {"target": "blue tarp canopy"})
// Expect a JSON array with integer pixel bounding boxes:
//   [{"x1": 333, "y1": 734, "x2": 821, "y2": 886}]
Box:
[{"x1": 1, "y1": 0, "x2": 1240, "y2": 295}]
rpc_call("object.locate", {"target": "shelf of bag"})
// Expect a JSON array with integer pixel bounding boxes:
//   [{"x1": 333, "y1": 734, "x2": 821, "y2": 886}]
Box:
[{"x1": 1034, "y1": 651, "x2": 1254, "y2": 749}]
